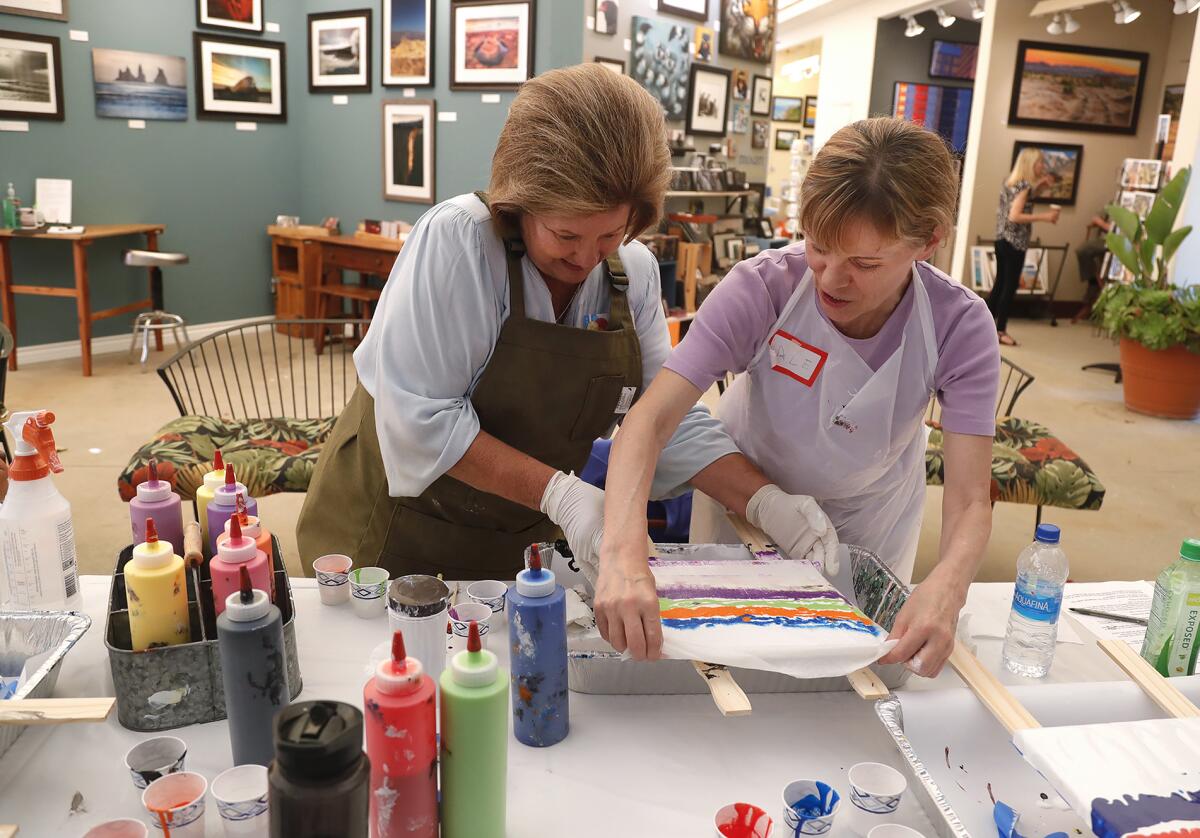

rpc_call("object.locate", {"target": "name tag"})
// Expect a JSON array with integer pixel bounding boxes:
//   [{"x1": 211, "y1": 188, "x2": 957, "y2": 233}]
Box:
[
  {"x1": 768, "y1": 330, "x2": 828, "y2": 387},
  {"x1": 614, "y1": 386, "x2": 637, "y2": 414}
]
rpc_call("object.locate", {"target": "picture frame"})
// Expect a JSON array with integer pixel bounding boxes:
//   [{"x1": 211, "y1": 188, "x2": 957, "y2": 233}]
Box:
[
  {"x1": 1011, "y1": 141, "x2": 1083, "y2": 206},
  {"x1": 193, "y1": 33, "x2": 286, "y2": 121},
  {"x1": 693, "y1": 25, "x2": 714, "y2": 63},
  {"x1": 1120, "y1": 158, "x2": 1162, "y2": 190},
  {"x1": 308, "y1": 9, "x2": 371, "y2": 93},
  {"x1": 0, "y1": 30, "x2": 64, "y2": 120},
  {"x1": 969, "y1": 246, "x2": 994, "y2": 293},
  {"x1": 1008, "y1": 40, "x2": 1148, "y2": 135},
  {"x1": 92, "y1": 48, "x2": 187, "y2": 121},
  {"x1": 731, "y1": 101, "x2": 749, "y2": 134},
  {"x1": 929, "y1": 39, "x2": 977, "y2": 81},
  {"x1": 750, "y1": 74, "x2": 771, "y2": 116},
  {"x1": 751, "y1": 119, "x2": 767, "y2": 150},
  {"x1": 383, "y1": 0, "x2": 433, "y2": 87},
  {"x1": 631, "y1": 15, "x2": 690, "y2": 120},
  {"x1": 893, "y1": 81, "x2": 972, "y2": 153},
  {"x1": 731, "y1": 68, "x2": 749, "y2": 101},
  {"x1": 1119, "y1": 190, "x2": 1155, "y2": 220},
  {"x1": 803, "y1": 95, "x2": 817, "y2": 128},
  {"x1": 771, "y1": 95, "x2": 803, "y2": 123},
  {"x1": 686, "y1": 63, "x2": 730, "y2": 138},
  {"x1": 1017, "y1": 247, "x2": 1049, "y2": 295},
  {"x1": 718, "y1": 0, "x2": 775, "y2": 64},
  {"x1": 728, "y1": 238, "x2": 744, "y2": 263},
  {"x1": 594, "y1": 0, "x2": 618, "y2": 36},
  {"x1": 197, "y1": 0, "x2": 264, "y2": 33},
  {"x1": 658, "y1": 0, "x2": 707, "y2": 22},
  {"x1": 383, "y1": 98, "x2": 435, "y2": 203},
  {"x1": 0, "y1": 0, "x2": 67, "y2": 21},
  {"x1": 775, "y1": 128, "x2": 799, "y2": 151},
  {"x1": 759, "y1": 219, "x2": 774, "y2": 238},
  {"x1": 594, "y1": 56, "x2": 625, "y2": 75},
  {"x1": 713, "y1": 231, "x2": 736, "y2": 268},
  {"x1": 449, "y1": 0, "x2": 534, "y2": 91}
]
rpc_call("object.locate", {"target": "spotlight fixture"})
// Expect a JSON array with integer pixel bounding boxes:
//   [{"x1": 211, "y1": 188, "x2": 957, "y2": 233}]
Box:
[
  {"x1": 903, "y1": 14, "x2": 925, "y2": 36},
  {"x1": 935, "y1": 5, "x2": 956, "y2": 26},
  {"x1": 1176, "y1": 0, "x2": 1200, "y2": 12},
  {"x1": 968, "y1": 0, "x2": 985, "y2": 20},
  {"x1": 1063, "y1": 11, "x2": 1081, "y2": 31},
  {"x1": 1112, "y1": 1, "x2": 1141, "y2": 23},
  {"x1": 1046, "y1": 13, "x2": 1064, "y2": 33}
]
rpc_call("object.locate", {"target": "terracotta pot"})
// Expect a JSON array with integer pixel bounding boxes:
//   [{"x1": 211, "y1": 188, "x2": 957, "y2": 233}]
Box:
[{"x1": 1119, "y1": 338, "x2": 1200, "y2": 419}]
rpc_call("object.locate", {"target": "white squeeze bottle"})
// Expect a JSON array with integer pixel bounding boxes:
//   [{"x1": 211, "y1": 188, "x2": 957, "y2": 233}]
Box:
[
  {"x1": 1001, "y1": 524, "x2": 1068, "y2": 678},
  {"x1": 0, "y1": 411, "x2": 81, "y2": 611}
]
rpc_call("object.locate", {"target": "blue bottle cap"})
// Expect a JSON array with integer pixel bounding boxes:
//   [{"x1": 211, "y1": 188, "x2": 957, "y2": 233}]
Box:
[{"x1": 1035, "y1": 524, "x2": 1061, "y2": 544}]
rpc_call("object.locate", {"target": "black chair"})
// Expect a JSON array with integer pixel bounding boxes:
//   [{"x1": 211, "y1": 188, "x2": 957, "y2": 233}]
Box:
[{"x1": 927, "y1": 356, "x2": 1035, "y2": 425}]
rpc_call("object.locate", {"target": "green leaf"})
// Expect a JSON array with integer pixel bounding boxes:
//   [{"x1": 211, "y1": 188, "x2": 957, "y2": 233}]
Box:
[
  {"x1": 1139, "y1": 237, "x2": 1157, "y2": 278},
  {"x1": 1145, "y1": 190, "x2": 1181, "y2": 245},
  {"x1": 1106, "y1": 232, "x2": 1141, "y2": 276},
  {"x1": 1107, "y1": 204, "x2": 1140, "y2": 240},
  {"x1": 1163, "y1": 225, "x2": 1193, "y2": 266},
  {"x1": 1160, "y1": 166, "x2": 1192, "y2": 210}
]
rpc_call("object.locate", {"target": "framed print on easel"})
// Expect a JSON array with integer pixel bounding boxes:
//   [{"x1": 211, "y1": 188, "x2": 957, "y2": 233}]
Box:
[
  {"x1": 197, "y1": 0, "x2": 264, "y2": 33},
  {"x1": 308, "y1": 9, "x2": 371, "y2": 93},
  {"x1": 449, "y1": 0, "x2": 534, "y2": 91},
  {"x1": 383, "y1": 0, "x2": 433, "y2": 87},
  {"x1": 0, "y1": 0, "x2": 67, "y2": 21},
  {"x1": 383, "y1": 99, "x2": 435, "y2": 203}
]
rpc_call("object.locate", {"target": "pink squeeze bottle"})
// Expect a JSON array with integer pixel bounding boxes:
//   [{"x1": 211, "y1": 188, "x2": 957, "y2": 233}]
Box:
[
  {"x1": 130, "y1": 458, "x2": 185, "y2": 555},
  {"x1": 207, "y1": 463, "x2": 258, "y2": 555},
  {"x1": 210, "y1": 514, "x2": 272, "y2": 616}
]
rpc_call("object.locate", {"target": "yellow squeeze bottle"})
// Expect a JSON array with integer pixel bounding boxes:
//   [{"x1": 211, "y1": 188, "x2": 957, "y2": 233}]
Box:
[
  {"x1": 196, "y1": 449, "x2": 226, "y2": 549},
  {"x1": 126, "y1": 518, "x2": 190, "y2": 651}
]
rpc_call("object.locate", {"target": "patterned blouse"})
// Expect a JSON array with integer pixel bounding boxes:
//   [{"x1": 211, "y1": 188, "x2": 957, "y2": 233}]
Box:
[{"x1": 995, "y1": 179, "x2": 1032, "y2": 251}]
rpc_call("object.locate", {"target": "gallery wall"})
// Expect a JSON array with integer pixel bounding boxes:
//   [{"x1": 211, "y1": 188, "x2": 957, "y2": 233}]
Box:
[
  {"x1": 867, "y1": 15, "x2": 981, "y2": 118},
  {"x1": 765, "y1": 38, "x2": 819, "y2": 218}
]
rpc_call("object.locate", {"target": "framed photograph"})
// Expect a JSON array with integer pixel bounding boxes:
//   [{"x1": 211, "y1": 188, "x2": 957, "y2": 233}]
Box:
[
  {"x1": 713, "y1": 231, "x2": 735, "y2": 268},
  {"x1": 0, "y1": 0, "x2": 67, "y2": 21},
  {"x1": 969, "y1": 246, "x2": 994, "y2": 293},
  {"x1": 631, "y1": 15, "x2": 690, "y2": 120},
  {"x1": 893, "y1": 81, "x2": 972, "y2": 153},
  {"x1": 803, "y1": 95, "x2": 817, "y2": 128},
  {"x1": 308, "y1": 9, "x2": 371, "y2": 93},
  {"x1": 384, "y1": 0, "x2": 433, "y2": 87},
  {"x1": 197, "y1": 0, "x2": 263, "y2": 33},
  {"x1": 1119, "y1": 190, "x2": 1155, "y2": 219},
  {"x1": 383, "y1": 99, "x2": 435, "y2": 203},
  {"x1": 686, "y1": 63, "x2": 729, "y2": 138},
  {"x1": 803, "y1": 133, "x2": 813, "y2": 155},
  {"x1": 771, "y1": 95, "x2": 803, "y2": 123},
  {"x1": 1012, "y1": 141, "x2": 1083, "y2": 206},
  {"x1": 1017, "y1": 248, "x2": 1049, "y2": 295},
  {"x1": 594, "y1": 0, "x2": 618, "y2": 36},
  {"x1": 731, "y1": 68, "x2": 749, "y2": 101},
  {"x1": 693, "y1": 25, "x2": 714, "y2": 62},
  {"x1": 450, "y1": 0, "x2": 534, "y2": 91},
  {"x1": 759, "y1": 219, "x2": 773, "y2": 238},
  {"x1": 659, "y1": 0, "x2": 706, "y2": 21},
  {"x1": 0, "y1": 30, "x2": 63, "y2": 120},
  {"x1": 1008, "y1": 40, "x2": 1148, "y2": 135},
  {"x1": 730, "y1": 101, "x2": 749, "y2": 134},
  {"x1": 1120, "y1": 158, "x2": 1161, "y2": 190},
  {"x1": 728, "y1": 238, "x2": 744, "y2": 263},
  {"x1": 193, "y1": 33, "x2": 286, "y2": 121},
  {"x1": 718, "y1": 0, "x2": 775, "y2": 64},
  {"x1": 92, "y1": 48, "x2": 187, "y2": 121},
  {"x1": 775, "y1": 128, "x2": 799, "y2": 151},
  {"x1": 750, "y1": 74, "x2": 771, "y2": 116},
  {"x1": 594, "y1": 56, "x2": 624, "y2": 74},
  {"x1": 929, "y1": 39, "x2": 977, "y2": 81},
  {"x1": 751, "y1": 119, "x2": 767, "y2": 150}
]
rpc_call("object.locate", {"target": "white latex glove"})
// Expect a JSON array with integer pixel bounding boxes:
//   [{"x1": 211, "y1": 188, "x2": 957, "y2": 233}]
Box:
[
  {"x1": 745, "y1": 483, "x2": 840, "y2": 575},
  {"x1": 539, "y1": 471, "x2": 605, "y2": 587}
]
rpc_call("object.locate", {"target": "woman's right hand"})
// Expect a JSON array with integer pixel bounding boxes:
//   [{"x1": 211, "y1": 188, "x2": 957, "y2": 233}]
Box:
[
  {"x1": 594, "y1": 546, "x2": 663, "y2": 660},
  {"x1": 1044, "y1": 208, "x2": 1061, "y2": 224}
]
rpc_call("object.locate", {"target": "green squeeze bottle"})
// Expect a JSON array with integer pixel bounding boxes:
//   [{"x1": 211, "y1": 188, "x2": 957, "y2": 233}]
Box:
[
  {"x1": 1140, "y1": 538, "x2": 1200, "y2": 677},
  {"x1": 439, "y1": 620, "x2": 508, "y2": 838}
]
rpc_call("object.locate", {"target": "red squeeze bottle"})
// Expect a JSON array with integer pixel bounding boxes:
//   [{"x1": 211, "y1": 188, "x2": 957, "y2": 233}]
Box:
[{"x1": 363, "y1": 631, "x2": 438, "y2": 838}]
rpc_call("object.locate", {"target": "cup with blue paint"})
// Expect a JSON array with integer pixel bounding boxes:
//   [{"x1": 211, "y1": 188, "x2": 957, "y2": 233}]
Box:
[
  {"x1": 781, "y1": 780, "x2": 841, "y2": 836},
  {"x1": 124, "y1": 735, "x2": 187, "y2": 790},
  {"x1": 845, "y1": 762, "x2": 908, "y2": 836}
]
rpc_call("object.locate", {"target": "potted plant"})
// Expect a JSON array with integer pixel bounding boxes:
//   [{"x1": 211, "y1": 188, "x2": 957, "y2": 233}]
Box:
[{"x1": 1092, "y1": 166, "x2": 1200, "y2": 419}]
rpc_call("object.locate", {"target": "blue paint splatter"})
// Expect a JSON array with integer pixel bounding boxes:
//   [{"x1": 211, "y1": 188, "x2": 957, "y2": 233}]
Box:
[
  {"x1": 663, "y1": 614, "x2": 884, "y2": 636},
  {"x1": 1091, "y1": 789, "x2": 1200, "y2": 838}
]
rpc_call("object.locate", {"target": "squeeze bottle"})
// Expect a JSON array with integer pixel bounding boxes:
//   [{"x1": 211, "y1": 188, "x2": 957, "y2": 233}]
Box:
[
  {"x1": 196, "y1": 449, "x2": 225, "y2": 548},
  {"x1": 217, "y1": 565, "x2": 289, "y2": 766},
  {"x1": 507, "y1": 542, "x2": 569, "y2": 747},
  {"x1": 363, "y1": 631, "x2": 438, "y2": 838},
  {"x1": 0, "y1": 410, "x2": 81, "y2": 611},
  {"x1": 221, "y1": 491, "x2": 272, "y2": 556},
  {"x1": 129, "y1": 458, "x2": 184, "y2": 555},
  {"x1": 439, "y1": 620, "x2": 508, "y2": 838},
  {"x1": 210, "y1": 514, "x2": 273, "y2": 616},
  {"x1": 125, "y1": 518, "x2": 189, "y2": 652},
  {"x1": 1140, "y1": 538, "x2": 1200, "y2": 677},
  {"x1": 207, "y1": 463, "x2": 257, "y2": 555},
  {"x1": 3, "y1": 183, "x2": 17, "y2": 229}
]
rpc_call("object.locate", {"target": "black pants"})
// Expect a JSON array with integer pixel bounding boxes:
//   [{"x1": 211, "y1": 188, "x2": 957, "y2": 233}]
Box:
[{"x1": 987, "y1": 239, "x2": 1026, "y2": 332}]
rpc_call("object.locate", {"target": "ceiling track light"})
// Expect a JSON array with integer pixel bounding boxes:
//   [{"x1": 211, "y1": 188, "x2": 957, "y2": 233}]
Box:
[
  {"x1": 1190, "y1": 0, "x2": 1200, "y2": 12},
  {"x1": 935, "y1": 5, "x2": 956, "y2": 26},
  {"x1": 903, "y1": 14, "x2": 925, "y2": 36},
  {"x1": 1177, "y1": 0, "x2": 1200, "y2": 12},
  {"x1": 1046, "y1": 12, "x2": 1064, "y2": 33},
  {"x1": 1112, "y1": 0, "x2": 1141, "y2": 23},
  {"x1": 968, "y1": 0, "x2": 985, "y2": 20},
  {"x1": 1063, "y1": 11, "x2": 1080, "y2": 31}
]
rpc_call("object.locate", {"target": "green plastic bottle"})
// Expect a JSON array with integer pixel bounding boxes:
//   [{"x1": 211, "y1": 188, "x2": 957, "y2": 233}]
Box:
[
  {"x1": 1140, "y1": 538, "x2": 1200, "y2": 677},
  {"x1": 439, "y1": 620, "x2": 508, "y2": 838}
]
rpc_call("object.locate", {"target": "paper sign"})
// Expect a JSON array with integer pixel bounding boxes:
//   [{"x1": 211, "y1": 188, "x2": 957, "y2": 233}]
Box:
[
  {"x1": 623, "y1": 38, "x2": 632, "y2": 52},
  {"x1": 586, "y1": 14, "x2": 595, "y2": 29},
  {"x1": 69, "y1": 29, "x2": 88, "y2": 41},
  {"x1": 768, "y1": 330, "x2": 827, "y2": 386},
  {"x1": 128, "y1": 119, "x2": 146, "y2": 129},
  {"x1": 266, "y1": 21, "x2": 280, "y2": 32},
  {"x1": 403, "y1": 87, "x2": 416, "y2": 98},
  {"x1": 235, "y1": 121, "x2": 258, "y2": 131},
  {"x1": 615, "y1": 386, "x2": 636, "y2": 415},
  {"x1": 35, "y1": 178, "x2": 72, "y2": 224},
  {"x1": 0, "y1": 121, "x2": 30, "y2": 132},
  {"x1": 481, "y1": 93, "x2": 500, "y2": 103},
  {"x1": 332, "y1": 94, "x2": 349, "y2": 105},
  {"x1": 437, "y1": 111, "x2": 458, "y2": 122}
]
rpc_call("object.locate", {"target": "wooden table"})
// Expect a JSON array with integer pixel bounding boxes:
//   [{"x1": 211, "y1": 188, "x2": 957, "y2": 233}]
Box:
[{"x1": 0, "y1": 224, "x2": 165, "y2": 376}]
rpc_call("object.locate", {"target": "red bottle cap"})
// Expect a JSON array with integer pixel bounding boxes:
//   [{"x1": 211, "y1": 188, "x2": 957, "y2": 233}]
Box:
[
  {"x1": 213, "y1": 449, "x2": 224, "y2": 471},
  {"x1": 145, "y1": 518, "x2": 159, "y2": 544},
  {"x1": 224, "y1": 463, "x2": 235, "y2": 488},
  {"x1": 468, "y1": 620, "x2": 481, "y2": 653},
  {"x1": 148, "y1": 458, "x2": 159, "y2": 485},
  {"x1": 529, "y1": 543, "x2": 543, "y2": 573},
  {"x1": 375, "y1": 630, "x2": 424, "y2": 694}
]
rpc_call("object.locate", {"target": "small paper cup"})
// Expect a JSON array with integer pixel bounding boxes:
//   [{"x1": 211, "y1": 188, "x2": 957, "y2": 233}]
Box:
[
  {"x1": 715, "y1": 802, "x2": 774, "y2": 837},
  {"x1": 448, "y1": 602, "x2": 492, "y2": 654},
  {"x1": 349, "y1": 567, "x2": 390, "y2": 619},
  {"x1": 143, "y1": 771, "x2": 207, "y2": 838},
  {"x1": 782, "y1": 780, "x2": 841, "y2": 835},
  {"x1": 84, "y1": 820, "x2": 150, "y2": 838},
  {"x1": 466, "y1": 579, "x2": 508, "y2": 618},
  {"x1": 848, "y1": 763, "x2": 906, "y2": 814},
  {"x1": 313, "y1": 554, "x2": 353, "y2": 605},
  {"x1": 212, "y1": 763, "x2": 270, "y2": 837},
  {"x1": 124, "y1": 735, "x2": 187, "y2": 790},
  {"x1": 867, "y1": 826, "x2": 927, "y2": 838}
]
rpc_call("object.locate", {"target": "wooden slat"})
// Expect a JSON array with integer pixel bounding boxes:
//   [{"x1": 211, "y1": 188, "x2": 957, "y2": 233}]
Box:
[
  {"x1": 10, "y1": 284, "x2": 77, "y2": 297},
  {"x1": 0, "y1": 824, "x2": 18, "y2": 838},
  {"x1": 0, "y1": 223, "x2": 164, "y2": 241},
  {"x1": 692, "y1": 660, "x2": 752, "y2": 716},
  {"x1": 0, "y1": 697, "x2": 114, "y2": 725},
  {"x1": 948, "y1": 640, "x2": 1041, "y2": 734},
  {"x1": 1098, "y1": 639, "x2": 1200, "y2": 719},
  {"x1": 847, "y1": 667, "x2": 891, "y2": 700},
  {"x1": 91, "y1": 298, "x2": 153, "y2": 321}
]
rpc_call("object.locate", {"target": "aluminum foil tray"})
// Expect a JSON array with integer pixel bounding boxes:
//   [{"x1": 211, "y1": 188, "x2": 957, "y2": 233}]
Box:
[{"x1": 0, "y1": 610, "x2": 92, "y2": 761}]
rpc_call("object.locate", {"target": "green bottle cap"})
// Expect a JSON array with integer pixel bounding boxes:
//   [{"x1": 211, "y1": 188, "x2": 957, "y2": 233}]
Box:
[{"x1": 1181, "y1": 539, "x2": 1200, "y2": 563}]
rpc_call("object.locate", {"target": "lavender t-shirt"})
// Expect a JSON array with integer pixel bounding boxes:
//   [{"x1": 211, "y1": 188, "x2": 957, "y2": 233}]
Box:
[{"x1": 665, "y1": 244, "x2": 1001, "y2": 437}]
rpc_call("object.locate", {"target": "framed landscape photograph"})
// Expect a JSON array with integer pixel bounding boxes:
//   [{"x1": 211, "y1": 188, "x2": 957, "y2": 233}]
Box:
[
  {"x1": 193, "y1": 33, "x2": 286, "y2": 121},
  {"x1": 658, "y1": 0, "x2": 706, "y2": 21},
  {"x1": 1008, "y1": 40, "x2": 1148, "y2": 135},
  {"x1": 383, "y1": 0, "x2": 432, "y2": 87},
  {"x1": 594, "y1": 56, "x2": 624, "y2": 74},
  {"x1": 450, "y1": 0, "x2": 534, "y2": 91},
  {"x1": 197, "y1": 0, "x2": 263, "y2": 33},
  {"x1": 751, "y1": 119, "x2": 767, "y2": 149},
  {"x1": 771, "y1": 95, "x2": 803, "y2": 123},
  {"x1": 804, "y1": 95, "x2": 817, "y2": 127},
  {"x1": 383, "y1": 99, "x2": 435, "y2": 203},
  {"x1": 631, "y1": 15, "x2": 690, "y2": 120},
  {"x1": 929, "y1": 39, "x2": 977, "y2": 81},
  {"x1": 92, "y1": 48, "x2": 187, "y2": 121},
  {"x1": 718, "y1": 0, "x2": 775, "y2": 63},
  {"x1": 685, "y1": 63, "x2": 729, "y2": 138},
  {"x1": 775, "y1": 128, "x2": 799, "y2": 151},
  {"x1": 0, "y1": 0, "x2": 67, "y2": 21},
  {"x1": 594, "y1": 0, "x2": 618, "y2": 35},
  {"x1": 1012, "y1": 141, "x2": 1083, "y2": 206},
  {"x1": 0, "y1": 30, "x2": 64, "y2": 120},
  {"x1": 308, "y1": 9, "x2": 371, "y2": 93},
  {"x1": 893, "y1": 81, "x2": 972, "y2": 153},
  {"x1": 750, "y1": 73, "x2": 771, "y2": 116}
]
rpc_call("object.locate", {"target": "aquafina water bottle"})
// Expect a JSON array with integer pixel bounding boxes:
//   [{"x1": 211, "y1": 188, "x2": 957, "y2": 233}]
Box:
[{"x1": 1001, "y1": 524, "x2": 1068, "y2": 678}]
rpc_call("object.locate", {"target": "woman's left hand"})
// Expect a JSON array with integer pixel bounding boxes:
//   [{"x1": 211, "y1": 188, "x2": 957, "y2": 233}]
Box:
[{"x1": 878, "y1": 565, "x2": 969, "y2": 677}]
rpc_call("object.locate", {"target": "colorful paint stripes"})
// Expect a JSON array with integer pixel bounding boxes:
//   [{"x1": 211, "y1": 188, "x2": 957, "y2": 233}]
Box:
[{"x1": 658, "y1": 587, "x2": 883, "y2": 637}]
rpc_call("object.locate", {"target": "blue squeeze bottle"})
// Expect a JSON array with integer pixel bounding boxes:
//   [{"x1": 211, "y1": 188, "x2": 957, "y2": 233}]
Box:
[{"x1": 506, "y1": 543, "x2": 569, "y2": 747}]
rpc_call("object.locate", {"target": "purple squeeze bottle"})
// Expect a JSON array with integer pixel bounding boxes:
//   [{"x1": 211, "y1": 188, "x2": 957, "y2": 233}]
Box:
[
  {"x1": 207, "y1": 463, "x2": 258, "y2": 555},
  {"x1": 130, "y1": 458, "x2": 184, "y2": 555}
]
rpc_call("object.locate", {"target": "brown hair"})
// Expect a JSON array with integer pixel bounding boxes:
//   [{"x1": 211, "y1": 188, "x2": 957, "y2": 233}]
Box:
[
  {"x1": 488, "y1": 63, "x2": 671, "y2": 241},
  {"x1": 799, "y1": 117, "x2": 958, "y2": 251}
]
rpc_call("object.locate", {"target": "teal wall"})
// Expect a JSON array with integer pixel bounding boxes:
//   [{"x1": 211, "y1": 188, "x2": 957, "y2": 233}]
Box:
[{"x1": 3, "y1": 0, "x2": 584, "y2": 348}]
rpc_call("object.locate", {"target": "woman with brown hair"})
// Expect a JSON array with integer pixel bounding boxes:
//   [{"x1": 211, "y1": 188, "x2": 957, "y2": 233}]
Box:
[
  {"x1": 598, "y1": 118, "x2": 1000, "y2": 677},
  {"x1": 297, "y1": 64, "x2": 756, "y2": 580}
]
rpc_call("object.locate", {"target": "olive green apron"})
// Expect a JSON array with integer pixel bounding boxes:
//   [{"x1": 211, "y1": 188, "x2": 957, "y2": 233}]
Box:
[{"x1": 297, "y1": 196, "x2": 643, "y2": 579}]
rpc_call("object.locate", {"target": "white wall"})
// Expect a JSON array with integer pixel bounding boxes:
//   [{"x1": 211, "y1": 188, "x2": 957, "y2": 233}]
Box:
[{"x1": 1172, "y1": 14, "x2": 1200, "y2": 286}]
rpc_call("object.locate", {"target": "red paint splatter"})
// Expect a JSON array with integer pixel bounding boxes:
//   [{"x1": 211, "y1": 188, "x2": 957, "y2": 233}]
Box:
[
  {"x1": 987, "y1": 783, "x2": 996, "y2": 805},
  {"x1": 518, "y1": 684, "x2": 533, "y2": 704},
  {"x1": 716, "y1": 803, "x2": 773, "y2": 838}
]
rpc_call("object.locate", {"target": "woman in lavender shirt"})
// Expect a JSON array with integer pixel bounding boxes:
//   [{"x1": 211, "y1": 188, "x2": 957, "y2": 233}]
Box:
[{"x1": 597, "y1": 119, "x2": 1000, "y2": 677}]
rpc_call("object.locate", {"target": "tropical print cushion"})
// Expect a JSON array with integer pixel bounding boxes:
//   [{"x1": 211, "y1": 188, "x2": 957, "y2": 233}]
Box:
[
  {"x1": 119, "y1": 415, "x2": 337, "y2": 502},
  {"x1": 926, "y1": 417, "x2": 1105, "y2": 510}
]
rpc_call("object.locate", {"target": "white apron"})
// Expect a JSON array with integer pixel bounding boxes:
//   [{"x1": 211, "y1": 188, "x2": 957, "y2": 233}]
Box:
[{"x1": 691, "y1": 265, "x2": 938, "y2": 584}]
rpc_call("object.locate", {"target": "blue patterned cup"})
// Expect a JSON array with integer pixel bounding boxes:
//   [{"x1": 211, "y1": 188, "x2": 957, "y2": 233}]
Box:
[
  {"x1": 349, "y1": 567, "x2": 390, "y2": 619},
  {"x1": 143, "y1": 771, "x2": 207, "y2": 838},
  {"x1": 848, "y1": 763, "x2": 906, "y2": 815},
  {"x1": 124, "y1": 736, "x2": 187, "y2": 790},
  {"x1": 212, "y1": 763, "x2": 269, "y2": 837},
  {"x1": 781, "y1": 780, "x2": 841, "y2": 835},
  {"x1": 466, "y1": 580, "x2": 508, "y2": 624}
]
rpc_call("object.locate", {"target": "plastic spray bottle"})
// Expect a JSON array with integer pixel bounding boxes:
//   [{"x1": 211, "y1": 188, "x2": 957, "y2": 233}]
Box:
[
  {"x1": 125, "y1": 518, "x2": 190, "y2": 652},
  {"x1": 196, "y1": 450, "x2": 225, "y2": 548},
  {"x1": 507, "y1": 542, "x2": 569, "y2": 747},
  {"x1": 210, "y1": 514, "x2": 273, "y2": 616},
  {"x1": 0, "y1": 411, "x2": 80, "y2": 611},
  {"x1": 1140, "y1": 538, "x2": 1200, "y2": 677},
  {"x1": 207, "y1": 463, "x2": 257, "y2": 555},
  {"x1": 129, "y1": 458, "x2": 184, "y2": 555}
]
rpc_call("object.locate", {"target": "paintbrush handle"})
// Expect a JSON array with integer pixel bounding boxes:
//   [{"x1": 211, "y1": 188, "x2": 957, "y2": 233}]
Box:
[
  {"x1": 1097, "y1": 639, "x2": 1200, "y2": 719},
  {"x1": 948, "y1": 640, "x2": 1041, "y2": 734},
  {"x1": 0, "y1": 697, "x2": 114, "y2": 725},
  {"x1": 692, "y1": 660, "x2": 753, "y2": 717}
]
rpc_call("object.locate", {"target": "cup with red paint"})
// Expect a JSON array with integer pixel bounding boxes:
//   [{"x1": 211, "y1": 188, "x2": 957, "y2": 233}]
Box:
[
  {"x1": 715, "y1": 801, "x2": 774, "y2": 837},
  {"x1": 142, "y1": 771, "x2": 208, "y2": 838},
  {"x1": 83, "y1": 820, "x2": 149, "y2": 838}
]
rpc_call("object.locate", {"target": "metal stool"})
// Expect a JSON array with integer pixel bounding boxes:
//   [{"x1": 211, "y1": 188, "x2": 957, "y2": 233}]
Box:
[{"x1": 123, "y1": 249, "x2": 190, "y2": 368}]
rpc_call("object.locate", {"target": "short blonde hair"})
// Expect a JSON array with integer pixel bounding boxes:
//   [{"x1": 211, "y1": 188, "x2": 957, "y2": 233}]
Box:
[
  {"x1": 488, "y1": 63, "x2": 671, "y2": 241},
  {"x1": 1007, "y1": 147, "x2": 1043, "y2": 188},
  {"x1": 799, "y1": 117, "x2": 958, "y2": 252}
]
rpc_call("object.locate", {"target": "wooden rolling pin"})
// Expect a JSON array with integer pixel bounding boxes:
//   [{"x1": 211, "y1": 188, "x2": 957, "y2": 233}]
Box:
[
  {"x1": 0, "y1": 697, "x2": 114, "y2": 725},
  {"x1": 183, "y1": 520, "x2": 204, "y2": 569}
]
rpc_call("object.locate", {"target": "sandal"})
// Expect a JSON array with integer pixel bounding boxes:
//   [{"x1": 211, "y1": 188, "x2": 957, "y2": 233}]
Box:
[{"x1": 998, "y1": 332, "x2": 1018, "y2": 347}]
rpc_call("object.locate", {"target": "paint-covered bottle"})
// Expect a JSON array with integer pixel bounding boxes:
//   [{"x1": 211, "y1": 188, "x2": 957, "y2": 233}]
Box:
[
  {"x1": 219, "y1": 491, "x2": 276, "y2": 600},
  {"x1": 507, "y1": 543, "x2": 569, "y2": 747},
  {"x1": 270, "y1": 700, "x2": 369, "y2": 838},
  {"x1": 125, "y1": 518, "x2": 190, "y2": 652},
  {"x1": 130, "y1": 458, "x2": 184, "y2": 555},
  {"x1": 439, "y1": 621, "x2": 508, "y2": 838},
  {"x1": 217, "y1": 566, "x2": 289, "y2": 766},
  {"x1": 207, "y1": 463, "x2": 258, "y2": 555},
  {"x1": 363, "y1": 631, "x2": 438, "y2": 838},
  {"x1": 211, "y1": 514, "x2": 273, "y2": 616},
  {"x1": 196, "y1": 449, "x2": 225, "y2": 549}
]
